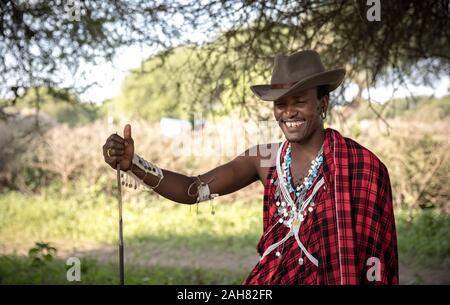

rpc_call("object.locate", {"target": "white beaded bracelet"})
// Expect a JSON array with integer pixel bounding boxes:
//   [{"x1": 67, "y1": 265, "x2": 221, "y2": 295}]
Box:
[{"x1": 121, "y1": 154, "x2": 164, "y2": 190}]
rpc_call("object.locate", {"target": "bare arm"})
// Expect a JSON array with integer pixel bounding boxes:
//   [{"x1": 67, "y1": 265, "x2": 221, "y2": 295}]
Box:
[
  {"x1": 130, "y1": 151, "x2": 259, "y2": 204},
  {"x1": 102, "y1": 125, "x2": 260, "y2": 204}
]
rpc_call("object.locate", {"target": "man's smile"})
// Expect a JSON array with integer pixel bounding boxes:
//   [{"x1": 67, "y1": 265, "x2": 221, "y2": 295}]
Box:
[{"x1": 281, "y1": 119, "x2": 306, "y2": 129}]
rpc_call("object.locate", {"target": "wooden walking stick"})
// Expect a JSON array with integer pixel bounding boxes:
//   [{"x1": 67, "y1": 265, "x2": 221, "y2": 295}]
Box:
[{"x1": 116, "y1": 164, "x2": 125, "y2": 285}]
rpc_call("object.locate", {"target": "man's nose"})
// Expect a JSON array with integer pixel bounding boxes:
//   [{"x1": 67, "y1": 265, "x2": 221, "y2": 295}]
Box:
[{"x1": 284, "y1": 104, "x2": 298, "y2": 117}]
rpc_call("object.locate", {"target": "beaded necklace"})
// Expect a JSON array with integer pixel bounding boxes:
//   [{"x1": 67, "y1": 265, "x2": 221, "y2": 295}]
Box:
[
  {"x1": 276, "y1": 142, "x2": 324, "y2": 227},
  {"x1": 260, "y1": 140, "x2": 325, "y2": 266},
  {"x1": 284, "y1": 143, "x2": 324, "y2": 198}
]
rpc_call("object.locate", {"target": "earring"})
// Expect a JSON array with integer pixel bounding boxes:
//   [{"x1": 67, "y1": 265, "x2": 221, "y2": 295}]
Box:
[{"x1": 321, "y1": 112, "x2": 326, "y2": 119}]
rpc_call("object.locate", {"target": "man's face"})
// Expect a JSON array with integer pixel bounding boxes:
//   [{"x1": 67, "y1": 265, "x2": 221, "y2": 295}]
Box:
[{"x1": 273, "y1": 87, "x2": 328, "y2": 143}]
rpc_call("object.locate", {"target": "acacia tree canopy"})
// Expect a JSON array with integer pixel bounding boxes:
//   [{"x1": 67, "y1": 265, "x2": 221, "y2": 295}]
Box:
[{"x1": 1, "y1": 0, "x2": 448, "y2": 118}]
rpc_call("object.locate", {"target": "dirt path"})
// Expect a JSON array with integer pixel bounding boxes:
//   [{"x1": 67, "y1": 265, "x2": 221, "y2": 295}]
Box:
[{"x1": 399, "y1": 262, "x2": 450, "y2": 284}]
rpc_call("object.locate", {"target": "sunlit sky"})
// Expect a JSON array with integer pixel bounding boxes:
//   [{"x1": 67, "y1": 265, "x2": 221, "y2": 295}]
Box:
[{"x1": 79, "y1": 44, "x2": 449, "y2": 105}]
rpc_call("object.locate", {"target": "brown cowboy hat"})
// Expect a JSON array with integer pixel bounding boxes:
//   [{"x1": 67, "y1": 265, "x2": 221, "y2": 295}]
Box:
[{"x1": 251, "y1": 50, "x2": 345, "y2": 101}]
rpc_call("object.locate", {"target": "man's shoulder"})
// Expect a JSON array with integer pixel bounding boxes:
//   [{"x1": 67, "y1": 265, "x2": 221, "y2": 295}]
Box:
[
  {"x1": 341, "y1": 136, "x2": 392, "y2": 198},
  {"x1": 342, "y1": 136, "x2": 388, "y2": 172}
]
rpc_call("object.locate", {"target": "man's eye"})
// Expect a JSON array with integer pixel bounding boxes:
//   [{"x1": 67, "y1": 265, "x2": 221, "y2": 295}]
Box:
[{"x1": 296, "y1": 100, "x2": 306, "y2": 103}]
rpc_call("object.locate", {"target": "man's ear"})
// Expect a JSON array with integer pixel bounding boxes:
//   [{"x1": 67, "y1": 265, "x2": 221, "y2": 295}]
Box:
[{"x1": 321, "y1": 95, "x2": 329, "y2": 113}]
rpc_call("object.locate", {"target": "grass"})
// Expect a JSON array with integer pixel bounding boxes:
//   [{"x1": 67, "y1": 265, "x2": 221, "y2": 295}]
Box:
[
  {"x1": 0, "y1": 188, "x2": 261, "y2": 284},
  {"x1": 0, "y1": 190, "x2": 262, "y2": 253},
  {"x1": 0, "y1": 255, "x2": 247, "y2": 284}
]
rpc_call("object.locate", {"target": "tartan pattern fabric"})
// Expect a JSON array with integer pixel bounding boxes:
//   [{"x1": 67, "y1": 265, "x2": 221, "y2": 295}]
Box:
[{"x1": 243, "y1": 128, "x2": 398, "y2": 285}]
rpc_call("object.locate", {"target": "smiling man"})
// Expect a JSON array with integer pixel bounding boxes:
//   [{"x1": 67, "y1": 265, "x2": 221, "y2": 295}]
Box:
[{"x1": 102, "y1": 50, "x2": 398, "y2": 285}]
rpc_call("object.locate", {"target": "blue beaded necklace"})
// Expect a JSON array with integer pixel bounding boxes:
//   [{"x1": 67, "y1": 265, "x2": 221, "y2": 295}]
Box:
[
  {"x1": 269, "y1": 140, "x2": 326, "y2": 265},
  {"x1": 282, "y1": 142, "x2": 324, "y2": 199}
]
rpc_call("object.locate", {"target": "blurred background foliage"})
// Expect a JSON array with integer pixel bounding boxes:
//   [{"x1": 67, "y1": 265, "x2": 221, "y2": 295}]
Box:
[
  {"x1": 0, "y1": 0, "x2": 449, "y2": 284},
  {"x1": 0, "y1": 91, "x2": 448, "y2": 284}
]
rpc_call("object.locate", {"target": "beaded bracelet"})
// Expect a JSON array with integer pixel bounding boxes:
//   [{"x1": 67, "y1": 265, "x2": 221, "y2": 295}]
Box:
[
  {"x1": 121, "y1": 154, "x2": 164, "y2": 190},
  {"x1": 187, "y1": 176, "x2": 219, "y2": 215}
]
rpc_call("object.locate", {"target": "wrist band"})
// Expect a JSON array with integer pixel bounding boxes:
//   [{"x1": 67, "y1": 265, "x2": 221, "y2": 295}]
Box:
[
  {"x1": 187, "y1": 176, "x2": 219, "y2": 215},
  {"x1": 121, "y1": 154, "x2": 164, "y2": 190}
]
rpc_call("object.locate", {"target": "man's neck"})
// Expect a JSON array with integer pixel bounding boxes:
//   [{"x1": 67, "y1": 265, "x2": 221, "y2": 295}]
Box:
[{"x1": 290, "y1": 128, "x2": 325, "y2": 160}]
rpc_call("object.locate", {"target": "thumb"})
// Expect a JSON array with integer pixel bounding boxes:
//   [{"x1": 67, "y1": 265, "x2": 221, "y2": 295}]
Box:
[{"x1": 124, "y1": 124, "x2": 132, "y2": 142}]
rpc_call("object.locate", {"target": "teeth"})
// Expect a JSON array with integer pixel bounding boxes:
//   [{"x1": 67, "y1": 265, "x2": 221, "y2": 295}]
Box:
[{"x1": 285, "y1": 121, "x2": 305, "y2": 127}]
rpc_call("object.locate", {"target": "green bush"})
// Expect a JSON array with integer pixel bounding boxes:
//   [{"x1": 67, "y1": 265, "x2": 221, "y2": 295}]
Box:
[
  {"x1": 362, "y1": 128, "x2": 449, "y2": 213},
  {"x1": 396, "y1": 209, "x2": 450, "y2": 268}
]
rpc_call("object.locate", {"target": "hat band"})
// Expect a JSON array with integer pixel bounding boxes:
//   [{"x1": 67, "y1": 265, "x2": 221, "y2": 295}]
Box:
[{"x1": 270, "y1": 82, "x2": 297, "y2": 89}]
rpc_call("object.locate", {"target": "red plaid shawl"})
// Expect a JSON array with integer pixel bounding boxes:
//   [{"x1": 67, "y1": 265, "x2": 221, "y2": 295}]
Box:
[{"x1": 244, "y1": 128, "x2": 398, "y2": 285}]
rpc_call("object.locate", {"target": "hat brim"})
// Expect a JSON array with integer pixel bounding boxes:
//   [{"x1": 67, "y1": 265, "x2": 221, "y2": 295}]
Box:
[{"x1": 250, "y1": 68, "x2": 345, "y2": 101}]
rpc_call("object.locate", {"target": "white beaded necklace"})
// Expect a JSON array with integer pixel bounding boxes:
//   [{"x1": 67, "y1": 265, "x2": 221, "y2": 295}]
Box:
[{"x1": 259, "y1": 140, "x2": 325, "y2": 267}]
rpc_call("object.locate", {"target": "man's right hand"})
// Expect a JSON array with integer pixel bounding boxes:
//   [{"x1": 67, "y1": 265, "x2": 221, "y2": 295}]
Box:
[{"x1": 102, "y1": 124, "x2": 134, "y2": 171}]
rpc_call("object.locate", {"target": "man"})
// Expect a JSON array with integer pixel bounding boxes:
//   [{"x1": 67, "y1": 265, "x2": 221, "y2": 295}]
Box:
[{"x1": 102, "y1": 50, "x2": 398, "y2": 284}]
